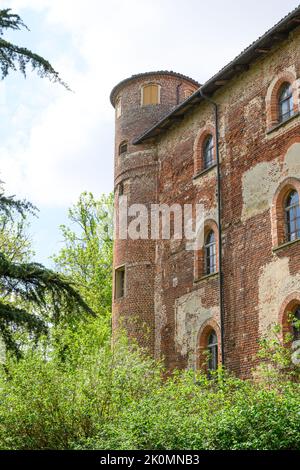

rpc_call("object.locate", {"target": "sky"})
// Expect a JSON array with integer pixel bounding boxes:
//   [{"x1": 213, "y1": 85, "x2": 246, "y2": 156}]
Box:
[{"x1": 1, "y1": 0, "x2": 300, "y2": 266}]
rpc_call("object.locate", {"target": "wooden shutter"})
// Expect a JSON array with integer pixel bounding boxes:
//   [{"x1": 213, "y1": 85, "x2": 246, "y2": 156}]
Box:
[{"x1": 142, "y1": 85, "x2": 159, "y2": 105}]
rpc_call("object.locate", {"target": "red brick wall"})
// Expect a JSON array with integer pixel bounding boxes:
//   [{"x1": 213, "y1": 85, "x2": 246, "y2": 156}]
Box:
[
  {"x1": 112, "y1": 73, "x2": 199, "y2": 354},
  {"x1": 112, "y1": 28, "x2": 300, "y2": 378}
]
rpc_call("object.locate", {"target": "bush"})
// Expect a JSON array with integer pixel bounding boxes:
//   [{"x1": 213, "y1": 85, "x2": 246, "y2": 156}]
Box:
[
  {"x1": 80, "y1": 371, "x2": 300, "y2": 450},
  {"x1": 0, "y1": 320, "x2": 300, "y2": 450},
  {"x1": 0, "y1": 320, "x2": 161, "y2": 450}
]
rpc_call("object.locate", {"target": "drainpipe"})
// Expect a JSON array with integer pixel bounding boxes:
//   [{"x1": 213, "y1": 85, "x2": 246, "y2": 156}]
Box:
[{"x1": 199, "y1": 87, "x2": 225, "y2": 367}]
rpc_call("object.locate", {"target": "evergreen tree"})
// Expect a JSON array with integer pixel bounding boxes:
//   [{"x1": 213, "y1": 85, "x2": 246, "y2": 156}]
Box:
[
  {"x1": 0, "y1": 9, "x2": 89, "y2": 355},
  {"x1": 0, "y1": 193, "x2": 94, "y2": 357}
]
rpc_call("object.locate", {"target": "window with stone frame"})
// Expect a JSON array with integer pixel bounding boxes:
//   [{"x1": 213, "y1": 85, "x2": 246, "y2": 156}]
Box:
[
  {"x1": 207, "y1": 330, "x2": 218, "y2": 372},
  {"x1": 203, "y1": 135, "x2": 214, "y2": 170},
  {"x1": 197, "y1": 321, "x2": 221, "y2": 373},
  {"x1": 266, "y1": 72, "x2": 298, "y2": 130},
  {"x1": 194, "y1": 223, "x2": 218, "y2": 281},
  {"x1": 119, "y1": 140, "x2": 128, "y2": 155},
  {"x1": 115, "y1": 266, "x2": 125, "y2": 299},
  {"x1": 278, "y1": 82, "x2": 294, "y2": 123},
  {"x1": 204, "y1": 230, "x2": 217, "y2": 275},
  {"x1": 193, "y1": 127, "x2": 216, "y2": 176},
  {"x1": 285, "y1": 189, "x2": 300, "y2": 242}
]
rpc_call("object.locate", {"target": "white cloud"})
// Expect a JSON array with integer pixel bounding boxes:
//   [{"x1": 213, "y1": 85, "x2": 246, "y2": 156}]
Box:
[
  {"x1": 1, "y1": 1, "x2": 113, "y2": 205},
  {"x1": 1, "y1": 0, "x2": 176, "y2": 206},
  {"x1": 1, "y1": 0, "x2": 299, "y2": 208},
  {"x1": 0, "y1": 0, "x2": 298, "y2": 263}
]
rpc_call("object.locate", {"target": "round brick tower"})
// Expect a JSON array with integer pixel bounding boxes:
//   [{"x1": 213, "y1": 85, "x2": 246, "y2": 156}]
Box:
[{"x1": 110, "y1": 71, "x2": 200, "y2": 354}]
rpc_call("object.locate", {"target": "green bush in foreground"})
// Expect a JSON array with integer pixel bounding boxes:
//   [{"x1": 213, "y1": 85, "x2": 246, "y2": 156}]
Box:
[
  {"x1": 79, "y1": 372, "x2": 300, "y2": 451},
  {"x1": 0, "y1": 320, "x2": 300, "y2": 450}
]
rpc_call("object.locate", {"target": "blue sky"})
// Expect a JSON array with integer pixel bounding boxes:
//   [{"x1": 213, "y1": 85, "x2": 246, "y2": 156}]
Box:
[{"x1": 1, "y1": 0, "x2": 300, "y2": 266}]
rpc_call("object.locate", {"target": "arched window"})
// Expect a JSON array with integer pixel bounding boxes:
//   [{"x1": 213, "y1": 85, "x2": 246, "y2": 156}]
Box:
[
  {"x1": 204, "y1": 230, "x2": 216, "y2": 275},
  {"x1": 292, "y1": 306, "x2": 300, "y2": 341},
  {"x1": 285, "y1": 190, "x2": 300, "y2": 242},
  {"x1": 142, "y1": 84, "x2": 160, "y2": 106},
  {"x1": 207, "y1": 330, "x2": 218, "y2": 372},
  {"x1": 119, "y1": 141, "x2": 128, "y2": 155},
  {"x1": 278, "y1": 82, "x2": 293, "y2": 122},
  {"x1": 203, "y1": 135, "x2": 214, "y2": 169}
]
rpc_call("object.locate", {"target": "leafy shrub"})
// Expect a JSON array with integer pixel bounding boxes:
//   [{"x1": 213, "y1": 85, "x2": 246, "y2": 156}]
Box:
[
  {"x1": 80, "y1": 371, "x2": 300, "y2": 450},
  {"x1": 0, "y1": 320, "x2": 300, "y2": 450},
  {"x1": 0, "y1": 321, "x2": 161, "y2": 450}
]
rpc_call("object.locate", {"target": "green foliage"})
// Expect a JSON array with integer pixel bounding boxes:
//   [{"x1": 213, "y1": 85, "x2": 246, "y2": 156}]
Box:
[
  {"x1": 256, "y1": 321, "x2": 300, "y2": 384},
  {"x1": 0, "y1": 327, "x2": 161, "y2": 450},
  {"x1": 53, "y1": 192, "x2": 113, "y2": 317},
  {"x1": 82, "y1": 369, "x2": 300, "y2": 451},
  {"x1": 0, "y1": 8, "x2": 68, "y2": 87},
  {"x1": 0, "y1": 322, "x2": 300, "y2": 451},
  {"x1": 0, "y1": 190, "x2": 94, "y2": 357},
  {"x1": 0, "y1": 192, "x2": 36, "y2": 221},
  {"x1": 0, "y1": 188, "x2": 299, "y2": 449},
  {"x1": 0, "y1": 186, "x2": 36, "y2": 264}
]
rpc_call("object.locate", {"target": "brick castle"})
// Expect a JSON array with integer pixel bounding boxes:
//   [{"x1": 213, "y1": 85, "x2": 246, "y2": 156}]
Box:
[{"x1": 111, "y1": 6, "x2": 300, "y2": 377}]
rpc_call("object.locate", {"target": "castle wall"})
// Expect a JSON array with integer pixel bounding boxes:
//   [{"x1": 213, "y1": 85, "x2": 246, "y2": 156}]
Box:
[
  {"x1": 152, "y1": 27, "x2": 300, "y2": 376},
  {"x1": 153, "y1": 96, "x2": 220, "y2": 370}
]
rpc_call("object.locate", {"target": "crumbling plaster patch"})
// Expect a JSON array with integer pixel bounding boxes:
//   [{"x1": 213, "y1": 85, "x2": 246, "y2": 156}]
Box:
[
  {"x1": 193, "y1": 166, "x2": 217, "y2": 186},
  {"x1": 241, "y1": 143, "x2": 300, "y2": 221},
  {"x1": 175, "y1": 289, "x2": 219, "y2": 367},
  {"x1": 258, "y1": 256, "x2": 300, "y2": 336}
]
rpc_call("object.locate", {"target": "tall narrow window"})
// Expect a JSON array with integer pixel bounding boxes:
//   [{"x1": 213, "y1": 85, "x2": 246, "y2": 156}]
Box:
[
  {"x1": 285, "y1": 190, "x2": 300, "y2": 242},
  {"x1": 115, "y1": 266, "x2": 125, "y2": 299},
  {"x1": 278, "y1": 83, "x2": 293, "y2": 122},
  {"x1": 207, "y1": 330, "x2": 218, "y2": 372},
  {"x1": 203, "y1": 135, "x2": 214, "y2": 169},
  {"x1": 119, "y1": 141, "x2": 128, "y2": 155},
  {"x1": 292, "y1": 306, "x2": 300, "y2": 341},
  {"x1": 204, "y1": 230, "x2": 216, "y2": 275},
  {"x1": 142, "y1": 84, "x2": 160, "y2": 106},
  {"x1": 116, "y1": 97, "x2": 122, "y2": 118}
]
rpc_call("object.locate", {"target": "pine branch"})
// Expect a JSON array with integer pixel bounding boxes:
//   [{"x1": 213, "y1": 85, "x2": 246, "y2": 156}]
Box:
[
  {"x1": 0, "y1": 191, "x2": 95, "y2": 356},
  {"x1": 0, "y1": 9, "x2": 28, "y2": 36},
  {"x1": 0, "y1": 302, "x2": 47, "y2": 358},
  {"x1": 0, "y1": 193, "x2": 37, "y2": 220},
  {"x1": 0, "y1": 8, "x2": 69, "y2": 88},
  {"x1": 0, "y1": 39, "x2": 69, "y2": 88},
  {"x1": 0, "y1": 253, "x2": 95, "y2": 321}
]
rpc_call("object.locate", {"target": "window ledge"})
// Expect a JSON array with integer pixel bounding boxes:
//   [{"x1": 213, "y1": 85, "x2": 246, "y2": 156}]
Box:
[
  {"x1": 267, "y1": 111, "x2": 300, "y2": 135},
  {"x1": 141, "y1": 103, "x2": 160, "y2": 108},
  {"x1": 194, "y1": 272, "x2": 219, "y2": 284},
  {"x1": 114, "y1": 296, "x2": 125, "y2": 303},
  {"x1": 193, "y1": 163, "x2": 217, "y2": 181},
  {"x1": 273, "y1": 238, "x2": 300, "y2": 253}
]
